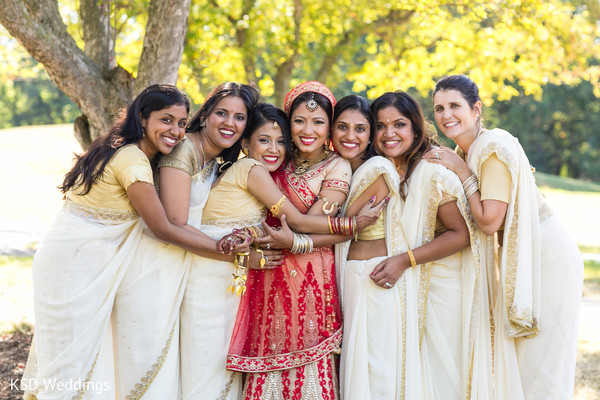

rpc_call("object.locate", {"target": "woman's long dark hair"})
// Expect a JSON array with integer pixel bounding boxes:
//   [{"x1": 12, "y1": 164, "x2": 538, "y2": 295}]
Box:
[
  {"x1": 370, "y1": 91, "x2": 438, "y2": 199},
  {"x1": 60, "y1": 84, "x2": 190, "y2": 195},
  {"x1": 243, "y1": 103, "x2": 293, "y2": 160},
  {"x1": 186, "y1": 82, "x2": 260, "y2": 173},
  {"x1": 333, "y1": 94, "x2": 375, "y2": 161}
]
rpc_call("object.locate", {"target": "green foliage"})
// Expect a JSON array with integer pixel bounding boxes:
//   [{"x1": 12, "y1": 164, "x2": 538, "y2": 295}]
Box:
[
  {"x1": 0, "y1": 76, "x2": 79, "y2": 129},
  {"x1": 535, "y1": 172, "x2": 600, "y2": 192},
  {"x1": 486, "y1": 81, "x2": 600, "y2": 182},
  {"x1": 584, "y1": 260, "x2": 600, "y2": 280},
  {"x1": 0, "y1": 255, "x2": 34, "y2": 268}
]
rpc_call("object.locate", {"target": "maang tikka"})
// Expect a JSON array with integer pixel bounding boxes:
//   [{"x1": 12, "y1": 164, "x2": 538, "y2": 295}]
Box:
[{"x1": 306, "y1": 92, "x2": 318, "y2": 112}]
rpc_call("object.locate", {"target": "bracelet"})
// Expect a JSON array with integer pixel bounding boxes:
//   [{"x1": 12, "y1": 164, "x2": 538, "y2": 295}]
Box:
[
  {"x1": 234, "y1": 251, "x2": 250, "y2": 268},
  {"x1": 462, "y1": 175, "x2": 479, "y2": 198},
  {"x1": 254, "y1": 247, "x2": 266, "y2": 269},
  {"x1": 244, "y1": 225, "x2": 266, "y2": 238},
  {"x1": 291, "y1": 233, "x2": 314, "y2": 254},
  {"x1": 270, "y1": 195, "x2": 286, "y2": 217},
  {"x1": 320, "y1": 197, "x2": 339, "y2": 215},
  {"x1": 328, "y1": 217, "x2": 358, "y2": 236},
  {"x1": 407, "y1": 249, "x2": 417, "y2": 267}
]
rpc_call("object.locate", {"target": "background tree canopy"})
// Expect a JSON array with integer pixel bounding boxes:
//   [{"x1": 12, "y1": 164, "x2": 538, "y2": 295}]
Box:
[{"x1": 0, "y1": 0, "x2": 599, "y2": 180}]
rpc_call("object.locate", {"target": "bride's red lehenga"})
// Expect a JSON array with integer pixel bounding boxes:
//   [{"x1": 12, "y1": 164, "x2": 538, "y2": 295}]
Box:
[{"x1": 227, "y1": 158, "x2": 347, "y2": 399}]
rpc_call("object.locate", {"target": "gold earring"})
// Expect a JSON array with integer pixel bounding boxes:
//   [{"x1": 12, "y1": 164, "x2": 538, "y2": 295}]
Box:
[{"x1": 242, "y1": 147, "x2": 249, "y2": 156}]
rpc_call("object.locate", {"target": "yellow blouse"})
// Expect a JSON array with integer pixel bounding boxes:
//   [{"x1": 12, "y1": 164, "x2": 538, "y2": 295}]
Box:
[
  {"x1": 356, "y1": 211, "x2": 385, "y2": 241},
  {"x1": 67, "y1": 144, "x2": 154, "y2": 212},
  {"x1": 480, "y1": 154, "x2": 511, "y2": 203},
  {"x1": 201, "y1": 158, "x2": 267, "y2": 227}
]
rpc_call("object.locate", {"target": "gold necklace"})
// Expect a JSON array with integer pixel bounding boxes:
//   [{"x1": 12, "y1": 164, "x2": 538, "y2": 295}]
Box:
[
  {"x1": 294, "y1": 148, "x2": 329, "y2": 175},
  {"x1": 387, "y1": 157, "x2": 405, "y2": 178}
]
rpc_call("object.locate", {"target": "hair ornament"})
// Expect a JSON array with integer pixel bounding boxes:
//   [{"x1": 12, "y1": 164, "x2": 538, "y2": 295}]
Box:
[
  {"x1": 110, "y1": 136, "x2": 125, "y2": 149},
  {"x1": 306, "y1": 92, "x2": 318, "y2": 112},
  {"x1": 272, "y1": 120, "x2": 279, "y2": 129},
  {"x1": 283, "y1": 81, "x2": 336, "y2": 116}
]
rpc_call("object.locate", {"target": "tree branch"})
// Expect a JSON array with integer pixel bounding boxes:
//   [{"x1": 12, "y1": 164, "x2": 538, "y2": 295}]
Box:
[
  {"x1": 135, "y1": 0, "x2": 191, "y2": 93},
  {"x1": 79, "y1": 0, "x2": 115, "y2": 70}
]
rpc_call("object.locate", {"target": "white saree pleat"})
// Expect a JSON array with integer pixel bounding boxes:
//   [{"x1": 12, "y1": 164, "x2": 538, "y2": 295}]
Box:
[
  {"x1": 337, "y1": 157, "x2": 422, "y2": 400},
  {"x1": 111, "y1": 233, "x2": 190, "y2": 400},
  {"x1": 179, "y1": 221, "x2": 243, "y2": 400},
  {"x1": 26, "y1": 210, "x2": 143, "y2": 400},
  {"x1": 514, "y1": 215, "x2": 583, "y2": 399},
  {"x1": 340, "y1": 257, "x2": 421, "y2": 400},
  {"x1": 420, "y1": 255, "x2": 462, "y2": 400},
  {"x1": 111, "y1": 161, "x2": 217, "y2": 400}
]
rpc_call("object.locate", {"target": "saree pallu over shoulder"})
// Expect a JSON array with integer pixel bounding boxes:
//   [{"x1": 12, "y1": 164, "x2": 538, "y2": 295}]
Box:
[{"x1": 467, "y1": 128, "x2": 541, "y2": 338}]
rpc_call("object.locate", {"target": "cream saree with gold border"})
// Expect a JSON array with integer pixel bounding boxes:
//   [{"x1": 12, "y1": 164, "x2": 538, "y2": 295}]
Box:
[
  {"x1": 336, "y1": 157, "x2": 492, "y2": 400},
  {"x1": 467, "y1": 129, "x2": 582, "y2": 399},
  {"x1": 110, "y1": 159, "x2": 218, "y2": 400}
]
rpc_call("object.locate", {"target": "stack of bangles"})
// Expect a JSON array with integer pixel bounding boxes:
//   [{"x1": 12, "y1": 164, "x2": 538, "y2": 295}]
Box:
[
  {"x1": 463, "y1": 174, "x2": 479, "y2": 198},
  {"x1": 244, "y1": 225, "x2": 266, "y2": 238},
  {"x1": 291, "y1": 233, "x2": 313, "y2": 254},
  {"x1": 327, "y1": 215, "x2": 358, "y2": 239}
]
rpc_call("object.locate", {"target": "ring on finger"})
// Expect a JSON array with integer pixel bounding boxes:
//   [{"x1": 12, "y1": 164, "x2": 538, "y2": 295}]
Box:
[
  {"x1": 384, "y1": 281, "x2": 393, "y2": 288},
  {"x1": 434, "y1": 152, "x2": 440, "y2": 159},
  {"x1": 266, "y1": 243, "x2": 271, "y2": 249}
]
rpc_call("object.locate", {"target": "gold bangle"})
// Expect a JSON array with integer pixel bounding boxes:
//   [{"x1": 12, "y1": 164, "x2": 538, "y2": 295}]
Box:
[
  {"x1": 255, "y1": 247, "x2": 266, "y2": 269},
  {"x1": 407, "y1": 250, "x2": 416, "y2": 267},
  {"x1": 234, "y1": 251, "x2": 250, "y2": 268},
  {"x1": 327, "y1": 215, "x2": 334, "y2": 234},
  {"x1": 270, "y1": 195, "x2": 286, "y2": 217}
]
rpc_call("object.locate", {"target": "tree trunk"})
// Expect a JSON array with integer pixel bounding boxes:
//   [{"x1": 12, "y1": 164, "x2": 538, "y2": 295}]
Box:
[{"x1": 0, "y1": 0, "x2": 190, "y2": 148}]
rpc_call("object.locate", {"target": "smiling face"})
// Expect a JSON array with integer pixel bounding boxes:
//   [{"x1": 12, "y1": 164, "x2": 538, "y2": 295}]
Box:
[
  {"x1": 202, "y1": 95, "x2": 249, "y2": 153},
  {"x1": 433, "y1": 89, "x2": 481, "y2": 143},
  {"x1": 139, "y1": 104, "x2": 188, "y2": 158},
  {"x1": 331, "y1": 109, "x2": 371, "y2": 163},
  {"x1": 374, "y1": 106, "x2": 414, "y2": 165},
  {"x1": 243, "y1": 122, "x2": 286, "y2": 172},
  {"x1": 290, "y1": 105, "x2": 330, "y2": 159}
]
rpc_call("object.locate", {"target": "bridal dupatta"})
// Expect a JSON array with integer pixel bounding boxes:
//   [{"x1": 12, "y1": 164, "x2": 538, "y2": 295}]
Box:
[{"x1": 227, "y1": 158, "x2": 347, "y2": 399}]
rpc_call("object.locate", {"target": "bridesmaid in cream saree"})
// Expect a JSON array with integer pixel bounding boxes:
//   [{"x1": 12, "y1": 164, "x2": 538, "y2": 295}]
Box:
[
  {"x1": 110, "y1": 82, "x2": 263, "y2": 400},
  {"x1": 427, "y1": 74, "x2": 582, "y2": 400},
  {"x1": 335, "y1": 91, "x2": 492, "y2": 399},
  {"x1": 23, "y1": 85, "x2": 250, "y2": 400}
]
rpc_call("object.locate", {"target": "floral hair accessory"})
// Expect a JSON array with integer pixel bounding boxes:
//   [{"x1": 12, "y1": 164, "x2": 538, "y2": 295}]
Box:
[{"x1": 283, "y1": 81, "x2": 336, "y2": 116}]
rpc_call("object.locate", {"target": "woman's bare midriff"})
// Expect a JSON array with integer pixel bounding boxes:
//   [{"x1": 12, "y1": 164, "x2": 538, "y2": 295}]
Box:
[{"x1": 347, "y1": 238, "x2": 387, "y2": 261}]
